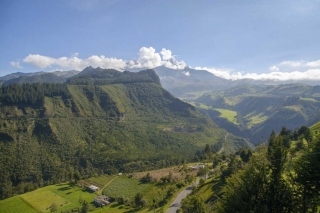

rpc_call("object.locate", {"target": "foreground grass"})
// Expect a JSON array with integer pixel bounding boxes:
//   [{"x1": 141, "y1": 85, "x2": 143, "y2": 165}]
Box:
[
  {"x1": 0, "y1": 183, "x2": 96, "y2": 213},
  {"x1": 0, "y1": 173, "x2": 196, "y2": 213},
  {"x1": 0, "y1": 196, "x2": 39, "y2": 213}
]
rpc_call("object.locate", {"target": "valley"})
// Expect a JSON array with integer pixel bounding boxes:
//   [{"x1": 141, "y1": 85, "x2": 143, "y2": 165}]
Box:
[
  {"x1": 1, "y1": 67, "x2": 320, "y2": 212},
  {"x1": 192, "y1": 83, "x2": 320, "y2": 144}
]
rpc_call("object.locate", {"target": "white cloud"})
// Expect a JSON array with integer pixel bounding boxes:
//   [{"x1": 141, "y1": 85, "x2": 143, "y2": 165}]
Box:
[
  {"x1": 306, "y1": 60, "x2": 320, "y2": 68},
  {"x1": 182, "y1": 71, "x2": 190, "y2": 76},
  {"x1": 136, "y1": 47, "x2": 162, "y2": 68},
  {"x1": 279, "y1": 60, "x2": 303, "y2": 67},
  {"x1": 23, "y1": 54, "x2": 56, "y2": 69},
  {"x1": 18, "y1": 48, "x2": 320, "y2": 82},
  {"x1": 160, "y1": 48, "x2": 172, "y2": 60},
  {"x1": 23, "y1": 54, "x2": 126, "y2": 70},
  {"x1": 10, "y1": 61, "x2": 22, "y2": 69},
  {"x1": 195, "y1": 66, "x2": 320, "y2": 81},
  {"x1": 269, "y1": 66, "x2": 279, "y2": 71},
  {"x1": 21, "y1": 47, "x2": 187, "y2": 71},
  {"x1": 195, "y1": 67, "x2": 233, "y2": 79},
  {"x1": 279, "y1": 59, "x2": 320, "y2": 68}
]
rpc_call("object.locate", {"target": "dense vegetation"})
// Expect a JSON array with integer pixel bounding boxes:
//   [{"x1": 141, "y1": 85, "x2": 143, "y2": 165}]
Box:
[
  {"x1": 0, "y1": 68, "x2": 251, "y2": 200},
  {"x1": 194, "y1": 83, "x2": 320, "y2": 144},
  {"x1": 183, "y1": 125, "x2": 320, "y2": 213}
]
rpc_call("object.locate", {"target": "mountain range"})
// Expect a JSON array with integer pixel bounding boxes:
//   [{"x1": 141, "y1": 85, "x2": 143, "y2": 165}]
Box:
[
  {"x1": 0, "y1": 67, "x2": 251, "y2": 199},
  {"x1": 2, "y1": 66, "x2": 320, "y2": 100},
  {"x1": 2, "y1": 66, "x2": 320, "y2": 145}
]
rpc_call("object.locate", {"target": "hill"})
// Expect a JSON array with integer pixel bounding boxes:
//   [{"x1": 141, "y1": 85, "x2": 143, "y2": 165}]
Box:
[
  {"x1": 194, "y1": 83, "x2": 320, "y2": 144},
  {"x1": 0, "y1": 68, "x2": 251, "y2": 200}
]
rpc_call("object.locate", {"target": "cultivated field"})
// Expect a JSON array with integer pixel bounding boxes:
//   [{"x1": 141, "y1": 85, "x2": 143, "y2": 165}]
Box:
[{"x1": 0, "y1": 167, "x2": 200, "y2": 213}]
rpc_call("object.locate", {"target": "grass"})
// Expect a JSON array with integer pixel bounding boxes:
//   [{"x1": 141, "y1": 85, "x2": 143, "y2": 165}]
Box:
[
  {"x1": 223, "y1": 97, "x2": 241, "y2": 105},
  {"x1": 189, "y1": 102, "x2": 211, "y2": 110},
  {"x1": 299, "y1": 97, "x2": 318, "y2": 103},
  {"x1": 195, "y1": 177, "x2": 224, "y2": 202},
  {"x1": 0, "y1": 171, "x2": 200, "y2": 213},
  {"x1": 214, "y1": 108, "x2": 239, "y2": 125},
  {"x1": 0, "y1": 183, "x2": 96, "y2": 213},
  {"x1": 20, "y1": 188, "x2": 70, "y2": 212},
  {"x1": 0, "y1": 196, "x2": 39, "y2": 213},
  {"x1": 283, "y1": 105, "x2": 301, "y2": 112},
  {"x1": 103, "y1": 176, "x2": 154, "y2": 200},
  {"x1": 244, "y1": 112, "x2": 269, "y2": 128}
]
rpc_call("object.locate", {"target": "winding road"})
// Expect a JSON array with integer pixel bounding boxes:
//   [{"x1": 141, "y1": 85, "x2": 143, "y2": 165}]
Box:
[{"x1": 166, "y1": 178, "x2": 199, "y2": 213}]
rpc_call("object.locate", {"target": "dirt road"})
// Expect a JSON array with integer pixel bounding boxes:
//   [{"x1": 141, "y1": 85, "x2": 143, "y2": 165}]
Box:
[{"x1": 165, "y1": 178, "x2": 199, "y2": 213}]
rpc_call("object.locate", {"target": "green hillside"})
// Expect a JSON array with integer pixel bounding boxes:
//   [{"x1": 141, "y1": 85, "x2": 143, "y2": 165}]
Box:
[
  {"x1": 0, "y1": 68, "x2": 251, "y2": 200},
  {"x1": 186, "y1": 125, "x2": 320, "y2": 213},
  {"x1": 194, "y1": 83, "x2": 320, "y2": 144}
]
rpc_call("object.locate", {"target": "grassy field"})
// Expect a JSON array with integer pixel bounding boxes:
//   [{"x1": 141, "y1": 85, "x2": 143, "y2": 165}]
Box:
[
  {"x1": 244, "y1": 112, "x2": 269, "y2": 128},
  {"x1": 214, "y1": 108, "x2": 239, "y2": 125},
  {"x1": 0, "y1": 170, "x2": 198, "y2": 213},
  {"x1": 189, "y1": 102, "x2": 211, "y2": 110},
  {"x1": 103, "y1": 176, "x2": 154, "y2": 201},
  {"x1": 131, "y1": 165, "x2": 198, "y2": 181},
  {"x1": 299, "y1": 97, "x2": 318, "y2": 103},
  {"x1": 0, "y1": 196, "x2": 39, "y2": 213},
  {"x1": 0, "y1": 183, "x2": 96, "y2": 213},
  {"x1": 0, "y1": 175, "x2": 117, "y2": 213}
]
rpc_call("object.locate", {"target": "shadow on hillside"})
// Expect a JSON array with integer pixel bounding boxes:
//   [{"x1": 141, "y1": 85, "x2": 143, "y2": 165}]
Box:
[{"x1": 58, "y1": 186, "x2": 72, "y2": 191}]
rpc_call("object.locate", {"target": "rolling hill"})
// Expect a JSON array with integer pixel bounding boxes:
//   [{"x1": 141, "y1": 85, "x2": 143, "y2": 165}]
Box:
[{"x1": 194, "y1": 83, "x2": 320, "y2": 144}]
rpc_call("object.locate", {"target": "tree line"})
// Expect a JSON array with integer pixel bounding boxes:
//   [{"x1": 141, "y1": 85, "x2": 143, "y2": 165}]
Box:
[
  {"x1": 215, "y1": 125, "x2": 320, "y2": 213},
  {"x1": 0, "y1": 83, "x2": 70, "y2": 106}
]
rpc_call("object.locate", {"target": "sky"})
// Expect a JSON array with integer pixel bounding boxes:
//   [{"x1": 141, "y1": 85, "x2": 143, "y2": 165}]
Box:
[{"x1": 1, "y1": 0, "x2": 320, "y2": 81}]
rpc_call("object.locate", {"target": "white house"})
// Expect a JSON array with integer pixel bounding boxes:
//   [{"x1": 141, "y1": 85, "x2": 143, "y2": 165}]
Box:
[{"x1": 88, "y1": 185, "x2": 99, "y2": 192}]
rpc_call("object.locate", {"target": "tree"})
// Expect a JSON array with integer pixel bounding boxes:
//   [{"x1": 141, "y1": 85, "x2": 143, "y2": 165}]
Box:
[
  {"x1": 239, "y1": 148, "x2": 252, "y2": 163},
  {"x1": 134, "y1": 193, "x2": 143, "y2": 208},
  {"x1": 216, "y1": 154, "x2": 269, "y2": 213},
  {"x1": 181, "y1": 195, "x2": 207, "y2": 213},
  {"x1": 280, "y1": 126, "x2": 292, "y2": 148},
  {"x1": 294, "y1": 137, "x2": 320, "y2": 212},
  {"x1": 80, "y1": 200, "x2": 89, "y2": 213},
  {"x1": 267, "y1": 135, "x2": 292, "y2": 213},
  {"x1": 267, "y1": 130, "x2": 276, "y2": 156},
  {"x1": 74, "y1": 171, "x2": 81, "y2": 184}
]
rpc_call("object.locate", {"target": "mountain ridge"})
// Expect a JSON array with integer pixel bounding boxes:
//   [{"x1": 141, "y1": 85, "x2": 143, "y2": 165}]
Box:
[{"x1": 0, "y1": 68, "x2": 251, "y2": 199}]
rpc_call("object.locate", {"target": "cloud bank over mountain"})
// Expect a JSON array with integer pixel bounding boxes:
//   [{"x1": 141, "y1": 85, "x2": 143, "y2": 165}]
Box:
[
  {"x1": 11, "y1": 47, "x2": 320, "y2": 81},
  {"x1": 19, "y1": 47, "x2": 187, "y2": 72}
]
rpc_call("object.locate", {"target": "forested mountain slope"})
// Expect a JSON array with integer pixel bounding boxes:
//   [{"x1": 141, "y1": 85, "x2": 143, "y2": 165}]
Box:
[
  {"x1": 0, "y1": 68, "x2": 251, "y2": 199},
  {"x1": 194, "y1": 83, "x2": 320, "y2": 144}
]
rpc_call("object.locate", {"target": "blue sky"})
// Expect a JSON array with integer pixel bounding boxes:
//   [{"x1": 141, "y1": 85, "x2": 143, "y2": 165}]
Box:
[{"x1": 1, "y1": 0, "x2": 320, "y2": 80}]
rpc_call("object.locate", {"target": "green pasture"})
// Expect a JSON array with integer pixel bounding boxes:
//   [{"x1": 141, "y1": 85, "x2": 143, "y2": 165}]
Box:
[
  {"x1": 244, "y1": 112, "x2": 268, "y2": 128},
  {"x1": 0, "y1": 196, "x2": 39, "y2": 213},
  {"x1": 103, "y1": 176, "x2": 153, "y2": 200},
  {"x1": 0, "y1": 183, "x2": 96, "y2": 213},
  {"x1": 214, "y1": 108, "x2": 238, "y2": 125}
]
